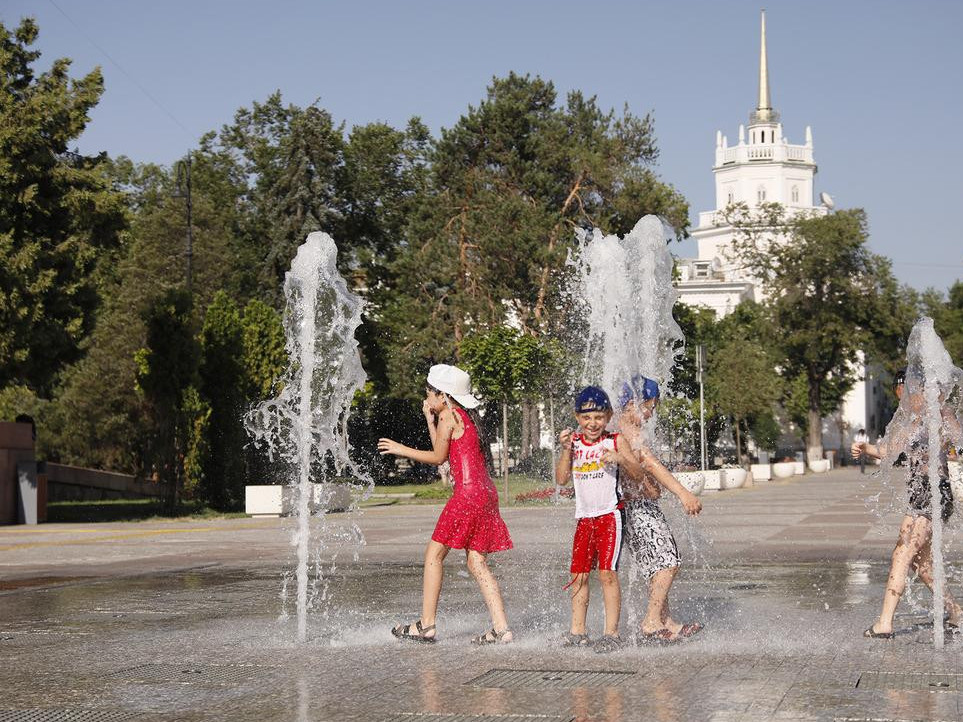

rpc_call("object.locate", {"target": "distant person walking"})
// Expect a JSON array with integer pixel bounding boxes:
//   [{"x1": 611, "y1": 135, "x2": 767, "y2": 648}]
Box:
[
  {"x1": 854, "y1": 428, "x2": 869, "y2": 473},
  {"x1": 379, "y1": 364, "x2": 514, "y2": 645}
]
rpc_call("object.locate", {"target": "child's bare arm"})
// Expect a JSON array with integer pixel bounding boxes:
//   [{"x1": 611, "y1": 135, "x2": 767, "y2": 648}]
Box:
[
  {"x1": 378, "y1": 410, "x2": 454, "y2": 465},
  {"x1": 555, "y1": 428, "x2": 573, "y2": 485},
  {"x1": 634, "y1": 446, "x2": 702, "y2": 515}
]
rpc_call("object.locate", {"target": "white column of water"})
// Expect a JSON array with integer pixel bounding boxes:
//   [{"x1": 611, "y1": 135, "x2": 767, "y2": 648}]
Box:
[
  {"x1": 915, "y1": 318, "x2": 957, "y2": 650},
  {"x1": 246, "y1": 232, "x2": 368, "y2": 644},
  {"x1": 293, "y1": 259, "x2": 317, "y2": 645},
  {"x1": 570, "y1": 215, "x2": 683, "y2": 392}
]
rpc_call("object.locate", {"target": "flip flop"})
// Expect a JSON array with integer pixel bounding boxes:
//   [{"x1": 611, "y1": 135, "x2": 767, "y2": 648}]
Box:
[
  {"x1": 679, "y1": 622, "x2": 704, "y2": 638},
  {"x1": 391, "y1": 620, "x2": 437, "y2": 643},
  {"x1": 863, "y1": 625, "x2": 894, "y2": 639}
]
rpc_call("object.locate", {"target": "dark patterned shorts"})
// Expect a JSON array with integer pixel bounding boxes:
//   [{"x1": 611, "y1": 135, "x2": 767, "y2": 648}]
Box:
[{"x1": 623, "y1": 499, "x2": 680, "y2": 578}]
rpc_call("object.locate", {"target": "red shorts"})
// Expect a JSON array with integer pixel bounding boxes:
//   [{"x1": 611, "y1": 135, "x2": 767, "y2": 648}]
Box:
[{"x1": 570, "y1": 510, "x2": 624, "y2": 573}]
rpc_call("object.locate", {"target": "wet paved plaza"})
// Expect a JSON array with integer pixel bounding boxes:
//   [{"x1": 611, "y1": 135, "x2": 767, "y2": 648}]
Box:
[{"x1": 2, "y1": 468, "x2": 962, "y2": 721}]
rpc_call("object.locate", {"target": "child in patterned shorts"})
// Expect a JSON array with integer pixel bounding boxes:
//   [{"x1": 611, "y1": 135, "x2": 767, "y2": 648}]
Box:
[{"x1": 618, "y1": 375, "x2": 704, "y2": 643}]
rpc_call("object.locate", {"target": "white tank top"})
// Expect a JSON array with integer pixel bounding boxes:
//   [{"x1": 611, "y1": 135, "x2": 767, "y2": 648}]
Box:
[{"x1": 571, "y1": 432, "x2": 620, "y2": 518}]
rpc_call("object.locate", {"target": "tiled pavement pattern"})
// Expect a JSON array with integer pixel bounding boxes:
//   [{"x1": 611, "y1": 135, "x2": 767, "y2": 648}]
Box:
[{"x1": 1, "y1": 468, "x2": 962, "y2": 721}]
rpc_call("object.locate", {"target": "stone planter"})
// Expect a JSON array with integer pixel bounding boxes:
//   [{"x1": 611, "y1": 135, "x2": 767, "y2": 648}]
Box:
[
  {"x1": 720, "y1": 468, "x2": 747, "y2": 490},
  {"x1": 675, "y1": 471, "x2": 705, "y2": 496},
  {"x1": 245, "y1": 482, "x2": 353, "y2": 517},
  {"x1": 701, "y1": 469, "x2": 722, "y2": 491},
  {"x1": 772, "y1": 462, "x2": 796, "y2": 479},
  {"x1": 750, "y1": 463, "x2": 771, "y2": 481},
  {"x1": 808, "y1": 459, "x2": 830, "y2": 473}
]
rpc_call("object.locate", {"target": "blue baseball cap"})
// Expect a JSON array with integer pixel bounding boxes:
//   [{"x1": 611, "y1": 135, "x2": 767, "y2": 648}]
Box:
[
  {"x1": 574, "y1": 386, "x2": 611, "y2": 413},
  {"x1": 618, "y1": 375, "x2": 660, "y2": 408}
]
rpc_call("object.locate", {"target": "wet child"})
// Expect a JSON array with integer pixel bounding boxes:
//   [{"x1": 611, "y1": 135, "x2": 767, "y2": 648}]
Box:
[
  {"x1": 851, "y1": 367, "x2": 962, "y2": 638},
  {"x1": 555, "y1": 385, "x2": 648, "y2": 653},
  {"x1": 617, "y1": 375, "x2": 704, "y2": 643},
  {"x1": 379, "y1": 364, "x2": 514, "y2": 645}
]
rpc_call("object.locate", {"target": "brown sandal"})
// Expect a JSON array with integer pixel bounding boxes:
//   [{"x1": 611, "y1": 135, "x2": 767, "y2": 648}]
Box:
[
  {"x1": 471, "y1": 627, "x2": 513, "y2": 645},
  {"x1": 391, "y1": 619, "x2": 436, "y2": 643}
]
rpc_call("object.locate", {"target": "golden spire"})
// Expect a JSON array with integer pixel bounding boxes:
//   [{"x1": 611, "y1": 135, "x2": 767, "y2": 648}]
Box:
[{"x1": 751, "y1": 9, "x2": 778, "y2": 124}]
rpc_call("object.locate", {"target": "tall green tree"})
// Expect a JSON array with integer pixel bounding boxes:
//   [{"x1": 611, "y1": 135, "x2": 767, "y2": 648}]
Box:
[
  {"x1": 706, "y1": 335, "x2": 781, "y2": 466},
  {"x1": 383, "y1": 73, "x2": 689, "y2": 396},
  {"x1": 134, "y1": 289, "x2": 199, "y2": 511},
  {"x1": 0, "y1": 19, "x2": 126, "y2": 394},
  {"x1": 197, "y1": 292, "x2": 246, "y2": 509},
  {"x1": 726, "y1": 203, "x2": 912, "y2": 461},
  {"x1": 46, "y1": 154, "x2": 241, "y2": 472}
]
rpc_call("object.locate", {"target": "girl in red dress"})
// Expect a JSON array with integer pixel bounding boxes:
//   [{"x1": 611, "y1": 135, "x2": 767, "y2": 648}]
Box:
[{"x1": 378, "y1": 364, "x2": 514, "y2": 644}]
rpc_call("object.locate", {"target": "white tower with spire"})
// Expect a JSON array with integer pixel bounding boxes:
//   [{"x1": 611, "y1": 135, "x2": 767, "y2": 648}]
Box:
[
  {"x1": 675, "y1": 11, "x2": 886, "y2": 451},
  {"x1": 676, "y1": 9, "x2": 825, "y2": 316}
]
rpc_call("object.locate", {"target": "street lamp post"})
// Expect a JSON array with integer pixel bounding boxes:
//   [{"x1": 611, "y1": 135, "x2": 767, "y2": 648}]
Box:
[
  {"x1": 173, "y1": 152, "x2": 194, "y2": 295},
  {"x1": 697, "y1": 344, "x2": 707, "y2": 471}
]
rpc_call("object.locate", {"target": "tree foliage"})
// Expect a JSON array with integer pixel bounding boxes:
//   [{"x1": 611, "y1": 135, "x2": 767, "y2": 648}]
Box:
[
  {"x1": 725, "y1": 203, "x2": 914, "y2": 459},
  {"x1": 382, "y1": 73, "x2": 689, "y2": 397},
  {"x1": 0, "y1": 19, "x2": 126, "y2": 394}
]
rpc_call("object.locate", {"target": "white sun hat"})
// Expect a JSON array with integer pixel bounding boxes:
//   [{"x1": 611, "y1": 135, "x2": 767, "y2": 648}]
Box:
[{"x1": 426, "y1": 364, "x2": 481, "y2": 409}]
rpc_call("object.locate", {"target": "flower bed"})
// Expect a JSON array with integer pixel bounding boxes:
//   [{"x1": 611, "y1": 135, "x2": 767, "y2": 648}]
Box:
[{"x1": 515, "y1": 486, "x2": 575, "y2": 503}]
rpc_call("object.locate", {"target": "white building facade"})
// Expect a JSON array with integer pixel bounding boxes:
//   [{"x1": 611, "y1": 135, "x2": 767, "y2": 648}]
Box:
[{"x1": 674, "y1": 10, "x2": 888, "y2": 446}]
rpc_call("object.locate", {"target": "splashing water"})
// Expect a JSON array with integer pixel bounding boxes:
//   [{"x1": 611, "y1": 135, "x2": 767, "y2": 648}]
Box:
[
  {"x1": 876, "y1": 318, "x2": 963, "y2": 649},
  {"x1": 567, "y1": 216, "x2": 703, "y2": 631},
  {"x1": 569, "y1": 216, "x2": 684, "y2": 394},
  {"x1": 245, "y1": 232, "x2": 370, "y2": 643}
]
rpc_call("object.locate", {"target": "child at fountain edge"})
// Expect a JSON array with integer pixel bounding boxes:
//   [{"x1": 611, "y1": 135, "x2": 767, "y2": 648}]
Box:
[
  {"x1": 378, "y1": 364, "x2": 514, "y2": 645},
  {"x1": 850, "y1": 366, "x2": 963, "y2": 638},
  {"x1": 617, "y1": 375, "x2": 704, "y2": 644},
  {"x1": 555, "y1": 385, "x2": 651, "y2": 653}
]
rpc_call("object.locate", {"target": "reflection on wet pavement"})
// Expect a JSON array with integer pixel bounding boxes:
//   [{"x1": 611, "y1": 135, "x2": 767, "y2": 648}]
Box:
[{"x1": 1, "y1": 470, "x2": 962, "y2": 721}]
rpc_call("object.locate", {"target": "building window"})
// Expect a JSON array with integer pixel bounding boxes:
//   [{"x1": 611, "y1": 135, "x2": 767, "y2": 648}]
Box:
[
  {"x1": 694, "y1": 263, "x2": 710, "y2": 278},
  {"x1": 727, "y1": 190, "x2": 734, "y2": 205},
  {"x1": 791, "y1": 186, "x2": 799, "y2": 203},
  {"x1": 757, "y1": 187, "x2": 766, "y2": 203}
]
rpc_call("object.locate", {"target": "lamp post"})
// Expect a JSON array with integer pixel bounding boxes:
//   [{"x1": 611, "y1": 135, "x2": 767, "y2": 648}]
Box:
[
  {"x1": 173, "y1": 152, "x2": 194, "y2": 295},
  {"x1": 696, "y1": 344, "x2": 707, "y2": 471}
]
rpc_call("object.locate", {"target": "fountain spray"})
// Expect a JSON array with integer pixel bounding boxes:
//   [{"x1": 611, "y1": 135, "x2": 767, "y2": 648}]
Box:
[{"x1": 246, "y1": 232, "x2": 369, "y2": 643}]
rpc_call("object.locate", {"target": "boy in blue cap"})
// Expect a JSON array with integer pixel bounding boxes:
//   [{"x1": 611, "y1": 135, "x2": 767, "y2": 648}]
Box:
[
  {"x1": 617, "y1": 374, "x2": 704, "y2": 643},
  {"x1": 555, "y1": 385, "x2": 648, "y2": 653}
]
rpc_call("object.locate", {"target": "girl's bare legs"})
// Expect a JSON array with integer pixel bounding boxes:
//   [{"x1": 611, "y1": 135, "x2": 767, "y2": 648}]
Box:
[
  {"x1": 641, "y1": 566, "x2": 680, "y2": 634},
  {"x1": 912, "y1": 538, "x2": 963, "y2": 626},
  {"x1": 419, "y1": 540, "x2": 450, "y2": 637},
  {"x1": 598, "y1": 570, "x2": 621, "y2": 636},
  {"x1": 871, "y1": 515, "x2": 930, "y2": 634},
  {"x1": 465, "y1": 549, "x2": 512, "y2": 640},
  {"x1": 569, "y1": 573, "x2": 590, "y2": 635}
]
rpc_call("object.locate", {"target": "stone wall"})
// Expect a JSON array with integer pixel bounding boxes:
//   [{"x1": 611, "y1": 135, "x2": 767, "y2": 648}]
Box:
[{"x1": 45, "y1": 463, "x2": 163, "y2": 502}]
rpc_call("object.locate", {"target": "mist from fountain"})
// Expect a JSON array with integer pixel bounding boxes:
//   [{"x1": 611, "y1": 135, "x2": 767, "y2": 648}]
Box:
[{"x1": 245, "y1": 231, "x2": 370, "y2": 643}]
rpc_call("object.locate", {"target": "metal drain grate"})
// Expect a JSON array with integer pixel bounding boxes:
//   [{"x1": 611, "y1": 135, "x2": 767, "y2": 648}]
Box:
[
  {"x1": 855, "y1": 671, "x2": 963, "y2": 692},
  {"x1": 468, "y1": 669, "x2": 635, "y2": 689},
  {"x1": 0, "y1": 711, "x2": 136, "y2": 722},
  {"x1": 382, "y1": 716, "x2": 573, "y2": 722},
  {"x1": 104, "y1": 663, "x2": 259, "y2": 685}
]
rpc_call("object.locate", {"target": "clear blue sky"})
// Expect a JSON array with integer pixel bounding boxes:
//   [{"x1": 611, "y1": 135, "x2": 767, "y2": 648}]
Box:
[{"x1": 4, "y1": 0, "x2": 961, "y2": 292}]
